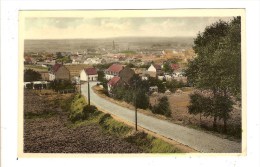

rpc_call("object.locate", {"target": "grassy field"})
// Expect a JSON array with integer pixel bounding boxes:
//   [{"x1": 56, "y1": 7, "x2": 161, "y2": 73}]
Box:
[{"x1": 24, "y1": 65, "x2": 48, "y2": 72}]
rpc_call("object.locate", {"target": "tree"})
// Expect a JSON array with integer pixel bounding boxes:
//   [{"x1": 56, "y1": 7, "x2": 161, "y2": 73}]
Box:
[
  {"x1": 151, "y1": 96, "x2": 171, "y2": 117},
  {"x1": 162, "y1": 62, "x2": 173, "y2": 74},
  {"x1": 135, "y1": 89, "x2": 149, "y2": 109},
  {"x1": 188, "y1": 92, "x2": 213, "y2": 126},
  {"x1": 97, "y1": 71, "x2": 105, "y2": 82},
  {"x1": 24, "y1": 69, "x2": 42, "y2": 82},
  {"x1": 185, "y1": 17, "x2": 241, "y2": 130},
  {"x1": 148, "y1": 77, "x2": 166, "y2": 93},
  {"x1": 213, "y1": 94, "x2": 233, "y2": 133}
]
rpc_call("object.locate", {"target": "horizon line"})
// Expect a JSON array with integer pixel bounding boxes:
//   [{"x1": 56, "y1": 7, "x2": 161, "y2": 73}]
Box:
[{"x1": 24, "y1": 36, "x2": 195, "y2": 40}]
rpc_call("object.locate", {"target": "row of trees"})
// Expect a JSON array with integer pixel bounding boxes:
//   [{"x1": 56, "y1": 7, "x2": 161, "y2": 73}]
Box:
[
  {"x1": 110, "y1": 75, "x2": 172, "y2": 117},
  {"x1": 185, "y1": 17, "x2": 241, "y2": 133}
]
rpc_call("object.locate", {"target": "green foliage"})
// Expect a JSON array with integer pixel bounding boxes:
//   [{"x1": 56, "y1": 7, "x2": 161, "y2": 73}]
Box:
[
  {"x1": 24, "y1": 69, "x2": 42, "y2": 82},
  {"x1": 151, "y1": 96, "x2": 171, "y2": 117},
  {"x1": 49, "y1": 80, "x2": 75, "y2": 91},
  {"x1": 188, "y1": 92, "x2": 234, "y2": 133},
  {"x1": 188, "y1": 93, "x2": 213, "y2": 118},
  {"x1": 214, "y1": 94, "x2": 234, "y2": 132},
  {"x1": 97, "y1": 70, "x2": 105, "y2": 82},
  {"x1": 135, "y1": 89, "x2": 150, "y2": 109},
  {"x1": 24, "y1": 110, "x2": 56, "y2": 119},
  {"x1": 162, "y1": 62, "x2": 173, "y2": 73},
  {"x1": 165, "y1": 79, "x2": 186, "y2": 92},
  {"x1": 148, "y1": 77, "x2": 166, "y2": 93},
  {"x1": 82, "y1": 105, "x2": 98, "y2": 119},
  {"x1": 185, "y1": 17, "x2": 241, "y2": 133},
  {"x1": 125, "y1": 132, "x2": 181, "y2": 153},
  {"x1": 125, "y1": 63, "x2": 136, "y2": 68},
  {"x1": 150, "y1": 137, "x2": 180, "y2": 153},
  {"x1": 69, "y1": 94, "x2": 87, "y2": 123},
  {"x1": 120, "y1": 50, "x2": 136, "y2": 55},
  {"x1": 111, "y1": 84, "x2": 150, "y2": 110},
  {"x1": 99, "y1": 113, "x2": 131, "y2": 137},
  {"x1": 94, "y1": 63, "x2": 114, "y2": 71},
  {"x1": 186, "y1": 17, "x2": 241, "y2": 97}
]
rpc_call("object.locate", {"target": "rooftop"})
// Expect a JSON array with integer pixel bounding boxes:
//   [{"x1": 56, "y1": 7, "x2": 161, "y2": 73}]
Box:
[
  {"x1": 107, "y1": 76, "x2": 121, "y2": 86},
  {"x1": 106, "y1": 64, "x2": 124, "y2": 73},
  {"x1": 84, "y1": 67, "x2": 97, "y2": 75}
]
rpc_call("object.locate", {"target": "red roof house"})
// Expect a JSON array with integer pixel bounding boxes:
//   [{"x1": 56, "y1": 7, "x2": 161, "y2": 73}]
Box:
[
  {"x1": 107, "y1": 76, "x2": 121, "y2": 87},
  {"x1": 107, "y1": 76, "x2": 122, "y2": 92},
  {"x1": 80, "y1": 67, "x2": 98, "y2": 81},
  {"x1": 105, "y1": 64, "x2": 124, "y2": 80},
  {"x1": 171, "y1": 64, "x2": 180, "y2": 71},
  {"x1": 84, "y1": 67, "x2": 97, "y2": 75}
]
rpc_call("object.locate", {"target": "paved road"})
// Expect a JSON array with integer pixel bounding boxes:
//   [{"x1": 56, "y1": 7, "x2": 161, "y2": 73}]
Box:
[{"x1": 81, "y1": 82, "x2": 241, "y2": 153}]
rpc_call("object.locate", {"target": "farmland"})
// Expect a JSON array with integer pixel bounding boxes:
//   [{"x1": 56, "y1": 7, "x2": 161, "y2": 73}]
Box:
[{"x1": 24, "y1": 90, "x2": 182, "y2": 153}]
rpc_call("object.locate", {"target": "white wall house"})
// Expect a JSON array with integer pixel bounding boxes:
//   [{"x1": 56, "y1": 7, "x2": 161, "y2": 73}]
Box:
[
  {"x1": 147, "y1": 64, "x2": 157, "y2": 72},
  {"x1": 80, "y1": 67, "x2": 98, "y2": 81},
  {"x1": 49, "y1": 73, "x2": 55, "y2": 81},
  {"x1": 104, "y1": 64, "x2": 123, "y2": 80}
]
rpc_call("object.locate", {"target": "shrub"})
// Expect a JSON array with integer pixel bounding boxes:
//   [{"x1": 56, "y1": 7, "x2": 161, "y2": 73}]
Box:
[
  {"x1": 82, "y1": 105, "x2": 98, "y2": 118},
  {"x1": 99, "y1": 113, "x2": 112, "y2": 125},
  {"x1": 69, "y1": 94, "x2": 86, "y2": 123},
  {"x1": 24, "y1": 69, "x2": 42, "y2": 82},
  {"x1": 69, "y1": 112, "x2": 84, "y2": 123},
  {"x1": 151, "y1": 96, "x2": 171, "y2": 117}
]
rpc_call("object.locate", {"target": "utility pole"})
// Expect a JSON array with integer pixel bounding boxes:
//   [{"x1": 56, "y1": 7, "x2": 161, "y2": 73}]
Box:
[
  {"x1": 79, "y1": 76, "x2": 81, "y2": 95},
  {"x1": 88, "y1": 77, "x2": 90, "y2": 106}
]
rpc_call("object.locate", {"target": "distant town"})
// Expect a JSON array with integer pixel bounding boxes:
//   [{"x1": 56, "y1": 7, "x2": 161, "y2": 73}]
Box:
[{"x1": 24, "y1": 37, "x2": 195, "y2": 89}]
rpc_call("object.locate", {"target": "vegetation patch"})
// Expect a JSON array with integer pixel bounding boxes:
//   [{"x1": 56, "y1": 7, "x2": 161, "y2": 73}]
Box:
[
  {"x1": 99, "y1": 113, "x2": 132, "y2": 137},
  {"x1": 24, "y1": 110, "x2": 56, "y2": 119},
  {"x1": 68, "y1": 98, "x2": 183, "y2": 153},
  {"x1": 69, "y1": 94, "x2": 87, "y2": 123},
  {"x1": 125, "y1": 131, "x2": 181, "y2": 153}
]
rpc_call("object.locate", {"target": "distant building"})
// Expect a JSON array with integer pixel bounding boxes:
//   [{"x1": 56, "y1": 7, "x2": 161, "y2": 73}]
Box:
[
  {"x1": 80, "y1": 67, "x2": 98, "y2": 82},
  {"x1": 104, "y1": 64, "x2": 124, "y2": 80},
  {"x1": 24, "y1": 57, "x2": 36, "y2": 64},
  {"x1": 39, "y1": 72, "x2": 50, "y2": 81},
  {"x1": 119, "y1": 66, "x2": 135, "y2": 84},
  {"x1": 83, "y1": 57, "x2": 106, "y2": 65},
  {"x1": 50, "y1": 64, "x2": 70, "y2": 81},
  {"x1": 147, "y1": 64, "x2": 163, "y2": 77},
  {"x1": 171, "y1": 64, "x2": 180, "y2": 71},
  {"x1": 65, "y1": 64, "x2": 93, "y2": 79},
  {"x1": 106, "y1": 66, "x2": 135, "y2": 93},
  {"x1": 107, "y1": 76, "x2": 121, "y2": 92}
]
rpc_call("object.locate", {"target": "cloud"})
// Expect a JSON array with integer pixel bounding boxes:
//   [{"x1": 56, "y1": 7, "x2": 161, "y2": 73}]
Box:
[{"x1": 24, "y1": 17, "x2": 233, "y2": 39}]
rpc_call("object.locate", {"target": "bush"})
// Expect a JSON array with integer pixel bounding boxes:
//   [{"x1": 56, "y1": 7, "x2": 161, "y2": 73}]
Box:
[
  {"x1": 69, "y1": 94, "x2": 87, "y2": 123},
  {"x1": 82, "y1": 105, "x2": 98, "y2": 118},
  {"x1": 99, "y1": 113, "x2": 131, "y2": 137},
  {"x1": 24, "y1": 69, "x2": 42, "y2": 82},
  {"x1": 99, "y1": 113, "x2": 112, "y2": 125},
  {"x1": 151, "y1": 96, "x2": 171, "y2": 117},
  {"x1": 49, "y1": 80, "x2": 75, "y2": 91},
  {"x1": 165, "y1": 79, "x2": 186, "y2": 93},
  {"x1": 69, "y1": 112, "x2": 84, "y2": 123}
]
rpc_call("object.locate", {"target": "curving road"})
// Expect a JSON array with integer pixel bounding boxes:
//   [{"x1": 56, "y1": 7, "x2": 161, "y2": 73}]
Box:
[{"x1": 81, "y1": 82, "x2": 241, "y2": 153}]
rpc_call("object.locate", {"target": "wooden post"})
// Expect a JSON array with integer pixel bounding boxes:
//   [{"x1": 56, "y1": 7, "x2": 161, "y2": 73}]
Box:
[{"x1": 88, "y1": 77, "x2": 90, "y2": 106}]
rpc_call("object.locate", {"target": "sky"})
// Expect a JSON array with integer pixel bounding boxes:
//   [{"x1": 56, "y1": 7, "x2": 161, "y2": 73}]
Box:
[{"x1": 24, "y1": 17, "x2": 233, "y2": 39}]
